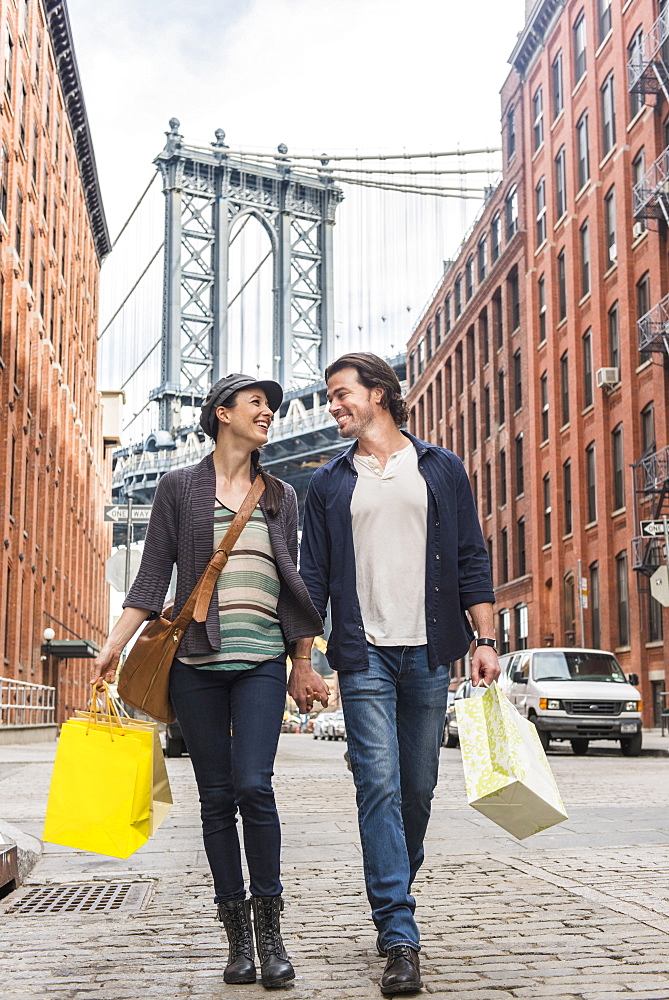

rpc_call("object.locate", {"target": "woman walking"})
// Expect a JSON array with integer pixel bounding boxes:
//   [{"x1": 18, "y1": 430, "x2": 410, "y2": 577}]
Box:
[{"x1": 93, "y1": 374, "x2": 328, "y2": 988}]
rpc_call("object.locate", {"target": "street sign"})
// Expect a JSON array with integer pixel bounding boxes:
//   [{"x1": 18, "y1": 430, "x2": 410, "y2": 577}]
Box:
[
  {"x1": 106, "y1": 549, "x2": 142, "y2": 592},
  {"x1": 104, "y1": 505, "x2": 153, "y2": 524},
  {"x1": 580, "y1": 576, "x2": 588, "y2": 609},
  {"x1": 650, "y1": 565, "x2": 669, "y2": 608},
  {"x1": 640, "y1": 519, "x2": 669, "y2": 538}
]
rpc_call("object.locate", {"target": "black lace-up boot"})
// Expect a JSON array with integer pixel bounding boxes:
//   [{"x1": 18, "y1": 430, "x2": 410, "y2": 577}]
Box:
[
  {"x1": 250, "y1": 895, "x2": 295, "y2": 989},
  {"x1": 216, "y1": 898, "x2": 256, "y2": 984},
  {"x1": 380, "y1": 945, "x2": 422, "y2": 995}
]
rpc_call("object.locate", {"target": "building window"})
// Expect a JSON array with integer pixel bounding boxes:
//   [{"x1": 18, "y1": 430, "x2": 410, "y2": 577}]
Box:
[
  {"x1": 480, "y1": 309, "x2": 489, "y2": 367},
  {"x1": 555, "y1": 146, "x2": 567, "y2": 219},
  {"x1": 28, "y1": 224, "x2": 34, "y2": 289},
  {"x1": 465, "y1": 255, "x2": 474, "y2": 300},
  {"x1": 436, "y1": 371, "x2": 443, "y2": 422},
  {"x1": 540, "y1": 372, "x2": 549, "y2": 442},
  {"x1": 533, "y1": 86, "x2": 544, "y2": 150},
  {"x1": 467, "y1": 327, "x2": 476, "y2": 382},
  {"x1": 426, "y1": 324, "x2": 433, "y2": 360},
  {"x1": 590, "y1": 562, "x2": 601, "y2": 648},
  {"x1": 517, "y1": 518, "x2": 526, "y2": 577},
  {"x1": 500, "y1": 448, "x2": 507, "y2": 506},
  {"x1": 632, "y1": 149, "x2": 646, "y2": 233},
  {"x1": 19, "y1": 81, "x2": 27, "y2": 149},
  {"x1": 498, "y1": 368, "x2": 506, "y2": 425},
  {"x1": 477, "y1": 237, "x2": 487, "y2": 283},
  {"x1": 507, "y1": 104, "x2": 516, "y2": 160},
  {"x1": 563, "y1": 459, "x2": 572, "y2": 535},
  {"x1": 628, "y1": 30, "x2": 644, "y2": 119},
  {"x1": 515, "y1": 603, "x2": 529, "y2": 650},
  {"x1": 0, "y1": 145, "x2": 8, "y2": 221},
  {"x1": 543, "y1": 473, "x2": 551, "y2": 545},
  {"x1": 505, "y1": 186, "x2": 518, "y2": 241},
  {"x1": 552, "y1": 50, "x2": 563, "y2": 120},
  {"x1": 444, "y1": 294, "x2": 451, "y2": 333},
  {"x1": 487, "y1": 537, "x2": 493, "y2": 581},
  {"x1": 557, "y1": 248, "x2": 566, "y2": 321},
  {"x1": 598, "y1": 0, "x2": 612, "y2": 42},
  {"x1": 499, "y1": 609, "x2": 510, "y2": 654},
  {"x1": 616, "y1": 551, "x2": 630, "y2": 646},
  {"x1": 485, "y1": 461, "x2": 492, "y2": 516},
  {"x1": 513, "y1": 349, "x2": 522, "y2": 411},
  {"x1": 601, "y1": 72, "x2": 616, "y2": 156},
  {"x1": 515, "y1": 434, "x2": 524, "y2": 496},
  {"x1": 454, "y1": 275, "x2": 462, "y2": 317},
  {"x1": 608, "y1": 302, "x2": 619, "y2": 370},
  {"x1": 583, "y1": 328, "x2": 593, "y2": 408},
  {"x1": 491, "y1": 213, "x2": 501, "y2": 261},
  {"x1": 560, "y1": 351, "x2": 570, "y2": 426},
  {"x1": 15, "y1": 188, "x2": 23, "y2": 257},
  {"x1": 641, "y1": 401, "x2": 655, "y2": 454},
  {"x1": 493, "y1": 289, "x2": 503, "y2": 349},
  {"x1": 612, "y1": 423, "x2": 625, "y2": 510},
  {"x1": 435, "y1": 309, "x2": 441, "y2": 347},
  {"x1": 580, "y1": 218, "x2": 590, "y2": 297},
  {"x1": 501, "y1": 528, "x2": 509, "y2": 583},
  {"x1": 573, "y1": 11, "x2": 587, "y2": 83},
  {"x1": 564, "y1": 572, "x2": 576, "y2": 645},
  {"x1": 471, "y1": 399, "x2": 477, "y2": 452},
  {"x1": 445, "y1": 359, "x2": 452, "y2": 408},
  {"x1": 409, "y1": 351, "x2": 416, "y2": 386},
  {"x1": 637, "y1": 270, "x2": 650, "y2": 322},
  {"x1": 484, "y1": 384, "x2": 491, "y2": 438},
  {"x1": 4, "y1": 29, "x2": 14, "y2": 103},
  {"x1": 508, "y1": 268, "x2": 520, "y2": 331},
  {"x1": 472, "y1": 470, "x2": 478, "y2": 511},
  {"x1": 538, "y1": 274, "x2": 546, "y2": 343},
  {"x1": 535, "y1": 177, "x2": 547, "y2": 246},
  {"x1": 586, "y1": 442, "x2": 597, "y2": 522},
  {"x1": 459, "y1": 412, "x2": 465, "y2": 458},
  {"x1": 576, "y1": 111, "x2": 590, "y2": 189},
  {"x1": 604, "y1": 186, "x2": 616, "y2": 264},
  {"x1": 417, "y1": 339, "x2": 424, "y2": 375}
]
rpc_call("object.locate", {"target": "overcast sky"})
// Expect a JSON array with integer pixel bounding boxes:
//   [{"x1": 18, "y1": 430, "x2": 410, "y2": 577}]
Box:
[{"x1": 67, "y1": 0, "x2": 528, "y2": 436}]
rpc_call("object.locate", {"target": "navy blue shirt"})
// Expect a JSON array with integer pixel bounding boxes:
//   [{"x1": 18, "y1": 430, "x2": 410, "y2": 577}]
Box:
[{"x1": 299, "y1": 432, "x2": 495, "y2": 672}]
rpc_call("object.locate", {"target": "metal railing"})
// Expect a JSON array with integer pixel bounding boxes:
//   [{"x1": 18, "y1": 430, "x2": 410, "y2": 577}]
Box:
[
  {"x1": 638, "y1": 291, "x2": 669, "y2": 355},
  {"x1": 633, "y1": 143, "x2": 669, "y2": 223},
  {"x1": 634, "y1": 444, "x2": 669, "y2": 495},
  {"x1": 0, "y1": 677, "x2": 56, "y2": 727},
  {"x1": 628, "y1": 11, "x2": 669, "y2": 102},
  {"x1": 631, "y1": 535, "x2": 663, "y2": 573}
]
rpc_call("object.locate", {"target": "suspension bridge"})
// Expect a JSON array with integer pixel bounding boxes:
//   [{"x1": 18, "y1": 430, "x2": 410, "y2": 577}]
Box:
[{"x1": 98, "y1": 121, "x2": 500, "y2": 531}]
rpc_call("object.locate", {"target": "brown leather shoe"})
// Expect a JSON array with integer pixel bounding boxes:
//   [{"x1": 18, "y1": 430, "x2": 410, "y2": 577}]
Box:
[{"x1": 380, "y1": 945, "x2": 422, "y2": 995}]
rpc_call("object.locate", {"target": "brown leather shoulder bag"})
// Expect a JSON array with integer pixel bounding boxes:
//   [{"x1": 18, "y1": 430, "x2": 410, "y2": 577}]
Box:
[{"x1": 118, "y1": 477, "x2": 265, "y2": 723}]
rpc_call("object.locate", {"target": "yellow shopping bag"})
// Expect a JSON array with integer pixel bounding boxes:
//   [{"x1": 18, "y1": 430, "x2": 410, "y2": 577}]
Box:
[
  {"x1": 44, "y1": 693, "x2": 154, "y2": 859},
  {"x1": 74, "y1": 707, "x2": 172, "y2": 836}
]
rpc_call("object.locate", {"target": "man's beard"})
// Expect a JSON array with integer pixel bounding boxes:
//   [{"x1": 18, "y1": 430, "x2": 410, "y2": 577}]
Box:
[{"x1": 339, "y1": 407, "x2": 374, "y2": 439}]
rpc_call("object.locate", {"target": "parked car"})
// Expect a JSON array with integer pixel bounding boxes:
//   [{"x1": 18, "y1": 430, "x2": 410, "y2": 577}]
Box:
[
  {"x1": 442, "y1": 679, "x2": 486, "y2": 748},
  {"x1": 324, "y1": 709, "x2": 346, "y2": 741},
  {"x1": 497, "y1": 647, "x2": 643, "y2": 756},
  {"x1": 312, "y1": 712, "x2": 333, "y2": 739}
]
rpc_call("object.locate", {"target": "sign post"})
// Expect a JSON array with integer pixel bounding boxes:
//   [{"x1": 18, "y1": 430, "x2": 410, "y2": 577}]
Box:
[
  {"x1": 577, "y1": 559, "x2": 586, "y2": 646},
  {"x1": 103, "y1": 502, "x2": 153, "y2": 594}
]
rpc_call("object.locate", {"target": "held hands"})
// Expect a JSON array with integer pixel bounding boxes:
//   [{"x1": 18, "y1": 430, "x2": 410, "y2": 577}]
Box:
[
  {"x1": 287, "y1": 659, "x2": 330, "y2": 714},
  {"x1": 470, "y1": 644, "x2": 501, "y2": 687}
]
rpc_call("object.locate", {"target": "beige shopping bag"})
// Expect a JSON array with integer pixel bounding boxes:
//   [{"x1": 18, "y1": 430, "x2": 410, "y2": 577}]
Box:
[{"x1": 455, "y1": 682, "x2": 568, "y2": 840}]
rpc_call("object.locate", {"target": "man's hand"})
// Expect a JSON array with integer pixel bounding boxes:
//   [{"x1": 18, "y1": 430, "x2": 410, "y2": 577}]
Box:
[
  {"x1": 470, "y1": 644, "x2": 500, "y2": 687},
  {"x1": 287, "y1": 661, "x2": 330, "y2": 714}
]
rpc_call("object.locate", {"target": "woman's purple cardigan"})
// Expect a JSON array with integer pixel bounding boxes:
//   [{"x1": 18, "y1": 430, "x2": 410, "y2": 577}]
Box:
[{"x1": 123, "y1": 453, "x2": 324, "y2": 657}]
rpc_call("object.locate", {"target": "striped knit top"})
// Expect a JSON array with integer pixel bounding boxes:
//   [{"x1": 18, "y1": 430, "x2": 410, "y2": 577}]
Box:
[{"x1": 180, "y1": 503, "x2": 285, "y2": 671}]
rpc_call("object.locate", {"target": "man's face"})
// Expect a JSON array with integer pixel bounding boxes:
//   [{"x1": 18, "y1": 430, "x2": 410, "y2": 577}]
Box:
[{"x1": 327, "y1": 367, "x2": 379, "y2": 439}]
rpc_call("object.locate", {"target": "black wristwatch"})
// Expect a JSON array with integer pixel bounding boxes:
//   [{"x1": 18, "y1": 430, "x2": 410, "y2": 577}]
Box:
[{"x1": 475, "y1": 637, "x2": 497, "y2": 651}]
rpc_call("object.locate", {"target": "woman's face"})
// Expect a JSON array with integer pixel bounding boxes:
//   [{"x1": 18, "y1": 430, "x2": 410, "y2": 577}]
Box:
[{"x1": 216, "y1": 388, "x2": 274, "y2": 448}]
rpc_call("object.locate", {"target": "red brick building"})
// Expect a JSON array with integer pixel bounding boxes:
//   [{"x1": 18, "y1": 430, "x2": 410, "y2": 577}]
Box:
[
  {"x1": 408, "y1": 0, "x2": 669, "y2": 726},
  {"x1": 0, "y1": 0, "x2": 112, "y2": 726}
]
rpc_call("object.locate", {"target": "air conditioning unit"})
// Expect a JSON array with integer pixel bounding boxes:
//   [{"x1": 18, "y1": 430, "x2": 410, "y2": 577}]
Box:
[
  {"x1": 608, "y1": 243, "x2": 617, "y2": 262},
  {"x1": 633, "y1": 221, "x2": 645, "y2": 239},
  {"x1": 596, "y1": 366, "x2": 619, "y2": 388}
]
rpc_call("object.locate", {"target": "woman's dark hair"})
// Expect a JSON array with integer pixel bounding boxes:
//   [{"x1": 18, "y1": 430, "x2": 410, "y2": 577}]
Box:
[
  {"x1": 218, "y1": 389, "x2": 285, "y2": 515},
  {"x1": 324, "y1": 352, "x2": 408, "y2": 427}
]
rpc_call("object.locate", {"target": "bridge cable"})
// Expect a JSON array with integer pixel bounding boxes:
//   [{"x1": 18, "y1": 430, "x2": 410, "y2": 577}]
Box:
[
  {"x1": 228, "y1": 249, "x2": 272, "y2": 310},
  {"x1": 120, "y1": 337, "x2": 161, "y2": 390},
  {"x1": 109, "y1": 173, "x2": 158, "y2": 250},
  {"x1": 97, "y1": 242, "x2": 164, "y2": 341}
]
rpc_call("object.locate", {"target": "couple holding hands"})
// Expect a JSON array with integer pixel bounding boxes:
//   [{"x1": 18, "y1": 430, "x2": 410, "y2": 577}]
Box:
[{"x1": 94, "y1": 352, "x2": 498, "y2": 996}]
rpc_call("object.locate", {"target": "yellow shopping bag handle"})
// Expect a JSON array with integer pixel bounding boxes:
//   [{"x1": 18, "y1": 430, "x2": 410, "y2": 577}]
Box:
[{"x1": 87, "y1": 682, "x2": 126, "y2": 741}]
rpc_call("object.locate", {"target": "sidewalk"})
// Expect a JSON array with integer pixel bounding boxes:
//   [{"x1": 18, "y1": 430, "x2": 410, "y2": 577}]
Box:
[{"x1": 1, "y1": 734, "x2": 668, "y2": 999}]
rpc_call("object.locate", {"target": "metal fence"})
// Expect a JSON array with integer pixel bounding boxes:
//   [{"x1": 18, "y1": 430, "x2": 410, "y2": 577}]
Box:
[{"x1": 0, "y1": 677, "x2": 56, "y2": 727}]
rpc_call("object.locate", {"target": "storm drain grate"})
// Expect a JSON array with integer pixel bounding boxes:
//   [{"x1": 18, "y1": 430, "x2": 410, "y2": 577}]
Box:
[{"x1": 7, "y1": 881, "x2": 154, "y2": 915}]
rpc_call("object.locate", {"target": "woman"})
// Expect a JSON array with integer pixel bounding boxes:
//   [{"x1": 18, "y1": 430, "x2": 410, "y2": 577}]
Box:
[{"x1": 93, "y1": 373, "x2": 329, "y2": 989}]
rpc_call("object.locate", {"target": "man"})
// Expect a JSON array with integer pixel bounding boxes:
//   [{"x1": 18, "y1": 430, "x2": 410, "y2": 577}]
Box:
[{"x1": 291, "y1": 353, "x2": 499, "y2": 996}]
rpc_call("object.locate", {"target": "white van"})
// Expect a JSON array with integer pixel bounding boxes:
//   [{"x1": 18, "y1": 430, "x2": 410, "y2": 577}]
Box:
[{"x1": 497, "y1": 647, "x2": 643, "y2": 757}]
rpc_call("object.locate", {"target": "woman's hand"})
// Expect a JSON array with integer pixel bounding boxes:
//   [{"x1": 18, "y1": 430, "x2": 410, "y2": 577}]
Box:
[
  {"x1": 90, "y1": 607, "x2": 151, "y2": 689},
  {"x1": 91, "y1": 644, "x2": 122, "y2": 688},
  {"x1": 287, "y1": 661, "x2": 330, "y2": 714}
]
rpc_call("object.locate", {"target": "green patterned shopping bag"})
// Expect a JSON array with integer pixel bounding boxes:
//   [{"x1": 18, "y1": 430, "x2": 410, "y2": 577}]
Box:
[{"x1": 455, "y1": 682, "x2": 568, "y2": 839}]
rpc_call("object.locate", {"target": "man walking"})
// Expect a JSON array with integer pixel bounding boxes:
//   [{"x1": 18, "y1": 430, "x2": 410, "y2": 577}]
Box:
[{"x1": 292, "y1": 353, "x2": 499, "y2": 995}]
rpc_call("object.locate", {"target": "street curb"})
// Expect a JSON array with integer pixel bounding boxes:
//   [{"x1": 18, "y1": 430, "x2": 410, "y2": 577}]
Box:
[{"x1": 0, "y1": 819, "x2": 43, "y2": 885}]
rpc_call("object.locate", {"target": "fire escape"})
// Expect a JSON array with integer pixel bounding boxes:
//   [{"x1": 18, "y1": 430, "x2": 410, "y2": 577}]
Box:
[
  {"x1": 631, "y1": 294, "x2": 669, "y2": 583},
  {"x1": 628, "y1": 10, "x2": 669, "y2": 110}
]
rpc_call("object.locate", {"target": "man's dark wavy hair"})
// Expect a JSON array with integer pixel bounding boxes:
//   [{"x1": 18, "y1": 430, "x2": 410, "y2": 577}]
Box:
[{"x1": 324, "y1": 353, "x2": 408, "y2": 428}]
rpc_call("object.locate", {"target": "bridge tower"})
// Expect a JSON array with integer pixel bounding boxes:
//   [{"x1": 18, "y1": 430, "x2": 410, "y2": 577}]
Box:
[{"x1": 151, "y1": 119, "x2": 344, "y2": 435}]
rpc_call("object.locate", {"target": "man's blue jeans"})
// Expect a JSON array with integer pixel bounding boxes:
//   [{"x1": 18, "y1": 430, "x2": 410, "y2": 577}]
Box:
[{"x1": 338, "y1": 644, "x2": 450, "y2": 951}]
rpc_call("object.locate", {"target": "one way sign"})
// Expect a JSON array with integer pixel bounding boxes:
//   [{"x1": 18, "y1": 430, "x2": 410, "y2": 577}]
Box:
[
  {"x1": 104, "y1": 504, "x2": 153, "y2": 523},
  {"x1": 640, "y1": 519, "x2": 669, "y2": 538}
]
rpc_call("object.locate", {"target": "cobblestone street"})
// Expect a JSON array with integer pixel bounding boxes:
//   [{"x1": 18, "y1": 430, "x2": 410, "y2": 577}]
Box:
[{"x1": 1, "y1": 734, "x2": 668, "y2": 1000}]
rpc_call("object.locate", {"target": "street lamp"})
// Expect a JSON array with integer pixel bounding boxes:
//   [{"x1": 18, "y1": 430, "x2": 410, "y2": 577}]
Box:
[{"x1": 43, "y1": 627, "x2": 55, "y2": 642}]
